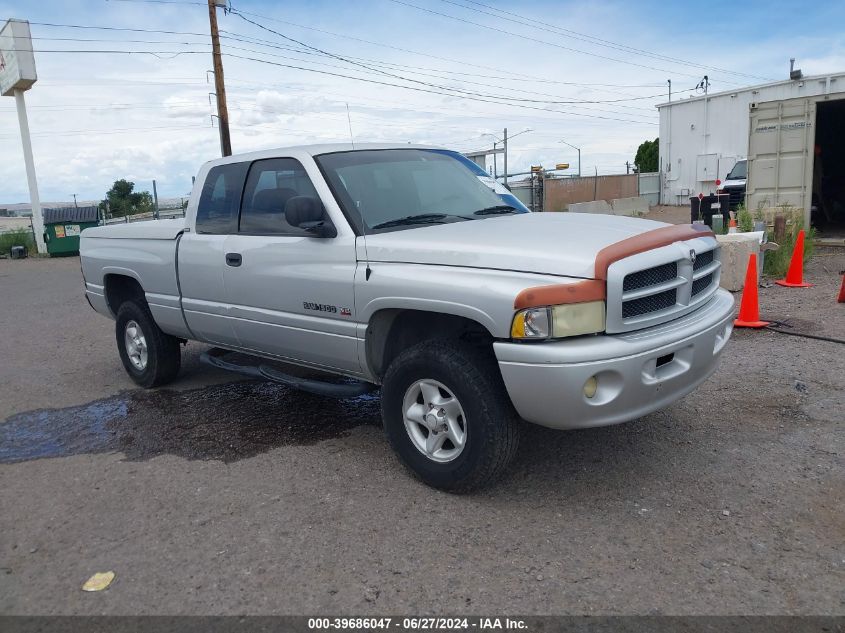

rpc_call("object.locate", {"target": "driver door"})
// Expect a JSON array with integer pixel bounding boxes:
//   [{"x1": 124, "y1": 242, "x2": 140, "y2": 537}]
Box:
[{"x1": 222, "y1": 157, "x2": 360, "y2": 374}]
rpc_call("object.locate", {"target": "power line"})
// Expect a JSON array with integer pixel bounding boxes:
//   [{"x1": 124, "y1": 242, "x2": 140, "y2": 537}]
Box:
[
  {"x1": 218, "y1": 31, "x2": 662, "y2": 113},
  {"x1": 229, "y1": 8, "x2": 675, "y2": 95},
  {"x1": 387, "y1": 0, "x2": 748, "y2": 84},
  {"x1": 218, "y1": 40, "x2": 661, "y2": 119},
  {"x1": 104, "y1": 0, "x2": 206, "y2": 4},
  {"x1": 229, "y1": 10, "x2": 666, "y2": 112},
  {"x1": 223, "y1": 51, "x2": 657, "y2": 126},
  {"x1": 31, "y1": 35, "x2": 209, "y2": 45},
  {"x1": 440, "y1": 0, "x2": 774, "y2": 82},
  {"x1": 218, "y1": 35, "x2": 678, "y2": 113},
  {"x1": 13, "y1": 48, "x2": 209, "y2": 58},
  {"x1": 219, "y1": 30, "x2": 670, "y2": 90},
  {"x1": 0, "y1": 124, "x2": 211, "y2": 139},
  {"x1": 221, "y1": 76, "x2": 656, "y2": 127},
  {"x1": 26, "y1": 20, "x2": 208, "y2": 37}
]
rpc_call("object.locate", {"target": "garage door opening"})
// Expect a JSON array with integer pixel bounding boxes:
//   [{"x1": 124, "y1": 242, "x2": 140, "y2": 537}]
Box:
[{"x1": 812, "y1": 98, "x2": 845, "y2": 233}]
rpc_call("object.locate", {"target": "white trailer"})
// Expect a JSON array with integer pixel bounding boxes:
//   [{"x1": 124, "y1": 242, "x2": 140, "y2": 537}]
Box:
[{"x1": 657, "y1": 71, "x2": 845, "y2": 230}]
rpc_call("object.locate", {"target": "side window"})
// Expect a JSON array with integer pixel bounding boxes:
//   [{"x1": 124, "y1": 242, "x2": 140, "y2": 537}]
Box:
[
  {"x1": 196, "y1": 162, "x2": 248, "y2": 234},
  {"x1": 239, "y1": 158, "x2": 321, "y2": 235}
]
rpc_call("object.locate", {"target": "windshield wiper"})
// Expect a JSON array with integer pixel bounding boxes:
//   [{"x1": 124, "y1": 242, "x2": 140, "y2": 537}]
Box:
[
  {"x1": 370, "y1": 213, "x2": 472, "y2": 230},
  {"x1": 474, "y1": 204, "x2": 518, "y2": 215}
]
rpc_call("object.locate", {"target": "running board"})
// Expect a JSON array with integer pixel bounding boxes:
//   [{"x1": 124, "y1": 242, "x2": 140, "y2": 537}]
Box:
[{"x1": 199, "y1": 348, "x2": 378, "y2": 399}]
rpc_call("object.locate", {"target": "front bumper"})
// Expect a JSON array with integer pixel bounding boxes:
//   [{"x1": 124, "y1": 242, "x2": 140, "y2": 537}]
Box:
[{"x1": 494, "y1": 289, "x2": 734, "y2": 429}]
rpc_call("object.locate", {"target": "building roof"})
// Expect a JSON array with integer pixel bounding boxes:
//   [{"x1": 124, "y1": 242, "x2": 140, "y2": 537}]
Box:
[
  {"x1": 42, "y1": 206, "x2": 99, "y2": 224},
  {"x1": 655, "y1": 71, "x2": 845, "y2": 109}
]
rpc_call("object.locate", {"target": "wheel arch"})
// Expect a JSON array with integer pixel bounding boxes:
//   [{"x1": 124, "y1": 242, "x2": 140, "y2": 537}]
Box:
[
  {"x1": 104, "y1": 272, "x2": 146, "y2": 317},
  {"x1": 365, "y1": 308, "x2": 496, "y2": 381}
]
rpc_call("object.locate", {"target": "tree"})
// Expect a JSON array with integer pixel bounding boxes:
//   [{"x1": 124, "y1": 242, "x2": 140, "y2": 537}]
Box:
[
  {"x1": 99, "y1": 179, "x2": 154, "y2": 217},
  {"x1": 634, "y1": 138, "x2": 659, "y2": 173}
]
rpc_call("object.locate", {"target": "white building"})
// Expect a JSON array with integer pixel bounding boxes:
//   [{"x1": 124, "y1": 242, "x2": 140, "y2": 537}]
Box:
[{"x1": 657, "y1": 70, "x2": 845, "y2": 228}]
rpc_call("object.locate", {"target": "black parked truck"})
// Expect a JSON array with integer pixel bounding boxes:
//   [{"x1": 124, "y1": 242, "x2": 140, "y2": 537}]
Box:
[{"x1": 717, "y1": 159, "x2": 747, "y2": 210}]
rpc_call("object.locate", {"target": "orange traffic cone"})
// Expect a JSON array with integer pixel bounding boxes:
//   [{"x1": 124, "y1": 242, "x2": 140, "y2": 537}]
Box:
[
  {"x1": 775, "y1": 229, "x2": 813, "y2": 288},
  {"x1": 735, "y1": 253, "x2": 770, "y2": 328},
  {"x1": 838, "y1": 272, "x2": 845, "y2": 303}
]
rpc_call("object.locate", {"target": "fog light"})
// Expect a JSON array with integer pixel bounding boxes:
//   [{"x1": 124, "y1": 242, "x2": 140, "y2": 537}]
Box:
[{"x1": 583, "y1": 376, "x2": 598, "y2": 399}]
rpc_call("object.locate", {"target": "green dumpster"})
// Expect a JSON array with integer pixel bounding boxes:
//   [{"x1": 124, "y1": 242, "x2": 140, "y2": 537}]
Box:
[{"x1": 42, "y1": 206, "x2": 100, "y2": 257}]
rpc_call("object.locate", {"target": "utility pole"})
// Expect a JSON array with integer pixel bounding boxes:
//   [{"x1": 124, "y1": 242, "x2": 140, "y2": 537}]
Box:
[
  {"x1": 502, "y1": 127, "x2": 508, "y2": 188},
  {"x1": 207, "y1": 0, "x2": 231, "y2": 156},
  {"x1": 626, "y1": 161, "x2": 630, "y2": 174},
  {"x1": 72, "y1": 193, "x2": 78, "y2": 209},
  {"x1": 492, "y1": 141, "x2": 498, "y2": 179}
]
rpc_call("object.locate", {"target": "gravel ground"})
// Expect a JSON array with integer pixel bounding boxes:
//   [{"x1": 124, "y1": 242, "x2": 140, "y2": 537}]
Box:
[{"x1": 0, "y1": 251, "x2": 843, "y2": 616}]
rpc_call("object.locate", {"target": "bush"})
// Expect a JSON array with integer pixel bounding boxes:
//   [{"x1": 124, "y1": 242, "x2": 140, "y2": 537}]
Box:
[
  {"x1": 0, "y1": 228, "x2": 35, "y2": 256},
  {"x1": 736, "y1": 204, "x2": 754, "y2": 233},
  {"x1": 763, "y1": 206, "x2": 814, "y2": 278}
]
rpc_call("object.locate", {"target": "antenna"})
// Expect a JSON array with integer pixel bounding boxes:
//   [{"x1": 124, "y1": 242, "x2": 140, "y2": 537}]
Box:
[
  {"x1": 345, "y1": 103, "x2": 355, "y2": 149},
  {"x1": 344, "y1": 103, "x2": 369, "y2": 278}
]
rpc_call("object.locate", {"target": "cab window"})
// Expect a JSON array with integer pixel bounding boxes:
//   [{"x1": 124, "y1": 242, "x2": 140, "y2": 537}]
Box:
[
  {"x1": 195, "y1": 162, "x2": 248, "y2": 234},
  {"x1": 239, "y1": 158, "x2": 321, "y2": 235}
]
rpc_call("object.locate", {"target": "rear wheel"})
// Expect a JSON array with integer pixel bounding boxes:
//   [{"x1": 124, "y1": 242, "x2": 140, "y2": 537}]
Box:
[
  {"x1": 115, "y1": 299, "x2": 181, "y2": 388},
  {"x1": 381, "y1": 340, "x2": 520, "y2": 492}
]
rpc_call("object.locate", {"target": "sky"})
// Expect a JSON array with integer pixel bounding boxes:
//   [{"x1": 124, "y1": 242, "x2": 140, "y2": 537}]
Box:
[{"x1": 1, "y1": 0, "x2": 844, "y2": 205}]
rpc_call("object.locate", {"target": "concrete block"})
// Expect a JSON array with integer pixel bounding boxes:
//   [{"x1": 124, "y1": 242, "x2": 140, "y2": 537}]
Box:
[
  {"x1": 610, "y1": 196, "x2": 650, "y2": 216},
  {"x1": 716, "y1": 232, "x2": 765, "y2": 291},
  {"x1": 568, "y1": 200, "x2": 612, "y2": 214}
]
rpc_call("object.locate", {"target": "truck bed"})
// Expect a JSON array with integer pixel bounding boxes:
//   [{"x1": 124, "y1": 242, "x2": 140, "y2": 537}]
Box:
[{"x1": 82, "y1": 218, "x2": 186, "y2": 240}]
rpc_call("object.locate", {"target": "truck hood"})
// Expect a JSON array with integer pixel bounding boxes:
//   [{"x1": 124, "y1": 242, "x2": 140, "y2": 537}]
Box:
[{"x1": 360, "y1": 212, "x2": 669, "y2": 279}]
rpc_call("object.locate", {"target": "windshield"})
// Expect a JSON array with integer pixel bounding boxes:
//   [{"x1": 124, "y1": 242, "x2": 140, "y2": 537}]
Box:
[
  {"x1": 727, "y1": 160, "x2": 747, "y2": 180},
  {"x1": 316, "y1": 149, "x2": 524, "y2": 233},
  {"x1": 431, "y1": 150, "x2": 531, "y2": 214}
]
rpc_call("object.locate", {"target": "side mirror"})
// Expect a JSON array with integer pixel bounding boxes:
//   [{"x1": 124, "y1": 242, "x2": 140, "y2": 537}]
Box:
[{"x1": 285, "y1": 196, "x2": 336, "y2": 238}]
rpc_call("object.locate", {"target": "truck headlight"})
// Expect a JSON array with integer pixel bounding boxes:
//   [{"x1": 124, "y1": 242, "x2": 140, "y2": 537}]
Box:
[
  {"x1": 511, "y1": 301, "x2": 605, "y2": 340},
  {"x1": 510, "y1": 307, "x2": 550, "y2": 339}
]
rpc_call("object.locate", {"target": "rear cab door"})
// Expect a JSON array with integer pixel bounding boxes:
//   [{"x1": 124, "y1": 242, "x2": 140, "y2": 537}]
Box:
[
  {"x1": 177, "y1": 160, "x2": 247, "y2": 346},
  {"x1": 222, "y1": 153, "x2": 361, "y2": 374}
]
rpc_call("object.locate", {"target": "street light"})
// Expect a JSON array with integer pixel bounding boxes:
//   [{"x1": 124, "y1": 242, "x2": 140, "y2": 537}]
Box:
[{"x1": 558, "y1": 139, "x2": 581, "y2": 177}]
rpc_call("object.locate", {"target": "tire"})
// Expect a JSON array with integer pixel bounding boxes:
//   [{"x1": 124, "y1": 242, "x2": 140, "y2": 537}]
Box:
[
  {"x1": 380, "y1": 339, "x2": 520, "y2": 492},
  {"x1": 115, "y1": 299, "x2": 181, "y2": 388}
]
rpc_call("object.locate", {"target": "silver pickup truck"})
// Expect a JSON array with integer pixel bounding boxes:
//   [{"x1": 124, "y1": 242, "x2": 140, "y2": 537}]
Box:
[{"x1": 81, "y1": 143, "x2": 734, "y2": 491}]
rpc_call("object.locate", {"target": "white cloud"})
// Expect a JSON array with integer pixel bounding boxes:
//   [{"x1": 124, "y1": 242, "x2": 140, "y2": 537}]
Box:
[{"x1": 1, "y1": 0, "x2": 843, "y2": 204}]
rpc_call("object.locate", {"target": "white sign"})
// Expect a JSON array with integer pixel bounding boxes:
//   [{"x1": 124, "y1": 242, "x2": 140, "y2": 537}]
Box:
[
  {"x1": 65, "y1": 224, "x2": 81, "y2": 237},
  {"x1": 0, "y1": 19, "x2": 37, "y2": 97}
]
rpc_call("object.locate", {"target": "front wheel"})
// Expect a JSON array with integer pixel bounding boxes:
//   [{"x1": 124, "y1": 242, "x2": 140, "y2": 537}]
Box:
[
  {"x1": 381, "y1": 340, "x2": 520, "y2": 492},
  {"x1": 115, "y1": 299, "x2": 181, "y2": 388}
]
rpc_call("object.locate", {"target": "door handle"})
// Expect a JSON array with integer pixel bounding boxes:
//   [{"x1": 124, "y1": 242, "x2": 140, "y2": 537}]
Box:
[{"x1": 225, "y1": 252, "x2": 242, "y2": 267}]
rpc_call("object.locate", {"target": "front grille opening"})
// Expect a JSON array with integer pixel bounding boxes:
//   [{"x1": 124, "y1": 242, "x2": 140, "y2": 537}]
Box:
[
  {"x1": 656, "y1": 353, "x2": 674, "y2": 368},
  {"x1": 623, "y1": 261, "x2": 678, "y2": 292},
  {"x1": 622, "y1": 288, "x2": 677, "y2": 318},
  {"x1": 691, "y1": 273, "x2": 714, "y2": 297},
  {"x1": 693, "y1": 249, "x2": 715, "y2": 271}
]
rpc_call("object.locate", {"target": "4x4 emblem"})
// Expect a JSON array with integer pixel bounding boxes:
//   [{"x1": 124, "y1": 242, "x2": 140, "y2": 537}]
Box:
[{"x1": 689, "y1": 249, "x2": 697, "y2": 264}]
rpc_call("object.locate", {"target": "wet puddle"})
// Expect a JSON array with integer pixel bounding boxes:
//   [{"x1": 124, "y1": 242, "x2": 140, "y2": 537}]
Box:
[{"x1": 0, "y1": 381, "x2": 381, "y2": 464}]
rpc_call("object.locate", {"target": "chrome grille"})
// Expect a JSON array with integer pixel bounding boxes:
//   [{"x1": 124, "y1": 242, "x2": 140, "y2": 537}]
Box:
[
  {"x1": 623, "y1": 262, "x2": 678, "y2": 292},
  {"x1": 622, "y1": 288, "x2": 677, "y2": 318},
  {"x1": 606, "y1": 241, "x2": 721, "y2": 334},
  {"x1": 693, "y1": 249, "x2": 714, "y2": 271},
  {"x1": 691, "y1": 273, "x2": 714, "y2": 297}
]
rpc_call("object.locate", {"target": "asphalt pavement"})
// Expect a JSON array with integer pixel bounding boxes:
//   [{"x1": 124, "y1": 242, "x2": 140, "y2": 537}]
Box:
[{"x1": 0, "y1": 254, "x2": 842, "y2": 615}]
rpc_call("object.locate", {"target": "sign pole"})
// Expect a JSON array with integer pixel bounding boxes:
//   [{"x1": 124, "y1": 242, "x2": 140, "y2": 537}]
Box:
[{"x1": 14, "y1": 88, "x2": 45, "y2": 253}]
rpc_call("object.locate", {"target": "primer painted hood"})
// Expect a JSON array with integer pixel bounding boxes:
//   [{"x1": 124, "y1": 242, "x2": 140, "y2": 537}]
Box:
[{"x1": 361, "y1": 212, "x2": 670, "y2": 279}]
